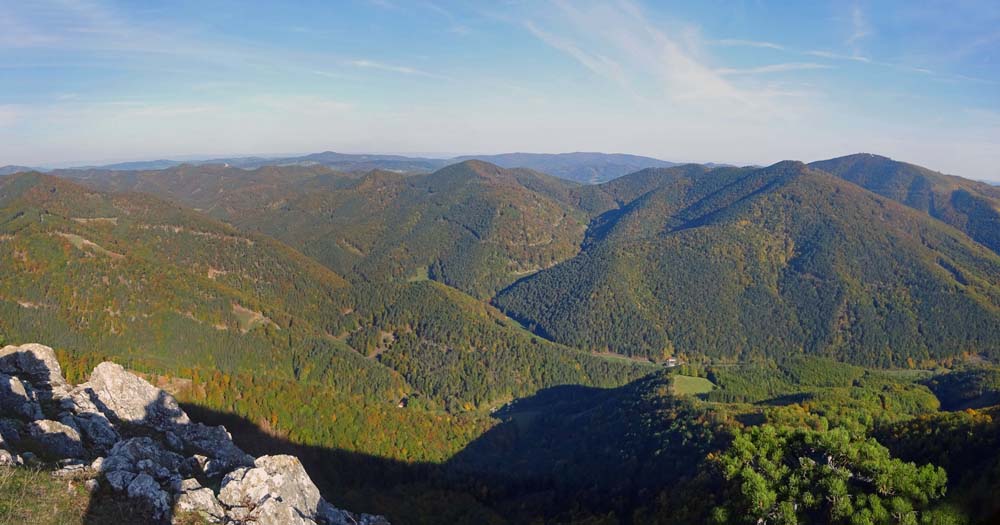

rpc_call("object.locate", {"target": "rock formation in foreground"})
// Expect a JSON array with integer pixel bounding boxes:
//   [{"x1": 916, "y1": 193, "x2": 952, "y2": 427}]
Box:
[{"x1": 0, "y1": 343, "x2": 389, "y2": 525}]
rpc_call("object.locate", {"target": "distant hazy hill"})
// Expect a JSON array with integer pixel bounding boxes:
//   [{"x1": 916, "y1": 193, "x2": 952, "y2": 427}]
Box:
[
  {"x1": 59, "y1": 150, "x2": 693, "y2": 183},
  {"x1": 0, "y1": 165, "x2": 36, "y2": 176},
  {"x1": 495, "y1": 161, "x2": 1000, "y2": 366},
  {"x1": 809, "y1": 153, "x2": 1000, "y2": 254},
  {"x1": 69, "y1": 151, "x2": 448, "y2": 173},
  {"x1": 453, "y1": 152, "x2": 678, "y2": 183}
]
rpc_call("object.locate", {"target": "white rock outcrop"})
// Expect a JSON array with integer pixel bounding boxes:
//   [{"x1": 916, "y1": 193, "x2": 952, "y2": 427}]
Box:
[{"x1": 0, "y1": 343, "x2": 388, "y2": 525}]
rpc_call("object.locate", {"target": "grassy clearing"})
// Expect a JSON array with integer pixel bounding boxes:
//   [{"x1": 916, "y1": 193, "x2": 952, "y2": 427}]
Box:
[
  {"x1": 0, "y1": 466, "x2": 89, "y2": 525},
  {"x1": 672, "y1": 374, "x2": 715, "y2": 396},
  {"x1": 231, "y1": 303, "x2": 273, "y2": 333}
]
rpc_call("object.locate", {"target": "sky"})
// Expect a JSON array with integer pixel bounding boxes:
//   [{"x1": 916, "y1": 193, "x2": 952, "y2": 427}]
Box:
[{"x1": 1, "y1": 0, "x2": 998, "y2": 180}]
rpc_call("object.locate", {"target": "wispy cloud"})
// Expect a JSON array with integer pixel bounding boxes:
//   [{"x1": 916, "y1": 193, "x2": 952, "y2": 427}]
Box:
[
  {"x1": 846, "y1": 4, "x2": 873, "y2": 53},
  {"x1": 807, "y1": 50, "x2": 872, "y2": 63},
  {"x1": 421, "y1": 2, "x2": 471, "y2": 35},
  {"x1": 713, "y1": 39, "x2": 785, "y2": 50},
  {"x1": 347, "y1": 59, "x2": 449, "y2": 79},
  {"x1": 523, "y1": 21, "x2": 628, "y2": 89},
  {"x1": 716, "y1": 62, "x2": 833, "y2": 76},
  {"x1": 523, "y1": 0, "x2": 749, "y2": 104}
]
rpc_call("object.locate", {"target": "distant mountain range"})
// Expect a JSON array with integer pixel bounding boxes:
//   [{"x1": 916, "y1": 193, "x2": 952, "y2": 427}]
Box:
[
  {"x1": 451, "y1": 152, "x2": 683, "y2": 183},
  {"x1": 46, "y1": 152, "x2": 1000, "y2": 370},
  {"x1": 0, "y1": 151, "x2": 705, "y2": 184}
]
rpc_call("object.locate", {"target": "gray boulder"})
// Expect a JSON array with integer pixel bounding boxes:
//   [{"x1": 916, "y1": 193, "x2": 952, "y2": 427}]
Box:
[
  {"x1": 240, "y1": 496, "x2": 318, "y2": 525},
  {"x1": 173, "y1": 478, "x2": 225, "y2": 523},
  {"x1": 219, "y1": 455, "x2": 322, "y2": 520},
  {"x1": 0, "y1": 344, "x2": 69, "y2": 397},
  {"x1": 83, "y1": 362, "x2": 190, "y2": 430},
  {"x1": 0, "y1": 419, "x2": 21, "y2": 444},
  {"x1": 0, "y1": 449, "x2": 20, "y2": 466},
  {"x1": 127, "y1": 472, "x2": 172, "y2": 521},
  {"x1": 70, "y1": 412, "x2": 120, "y2": 452},
  {"x1": 102, "y1": 437, "x2": 184, "y2": 482},
  {"x1": 175, "y1": 422, "x2": 253, "y2": 475},
  {"x1": 105, "y1": 469, "x2": 136, "y2": 491},
  {"x1": 0, "y1": 373, "x2": 42, "y2": 420},
  {"x1": 26, "y1": 419, "x2": 85, "y2": 458}
]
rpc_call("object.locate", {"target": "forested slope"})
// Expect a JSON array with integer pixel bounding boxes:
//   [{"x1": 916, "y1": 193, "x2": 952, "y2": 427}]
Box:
[
  {"x1": 63, "y1": 161, "x2": 593, "y2": 299},
  {"x1": 810, "y1": 153, "x2": 1000, "y2": 254},
  {"x1": 0, "y1": 172, "x2": 650, "y2": 412},
  {"x1": 496, "y1": 161, "x2": 1000, "y2": 365}
]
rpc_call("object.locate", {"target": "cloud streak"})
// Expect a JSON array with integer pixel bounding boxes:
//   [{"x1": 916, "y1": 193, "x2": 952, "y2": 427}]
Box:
[
  {"x1": 347, "y1": 59, "x2": 450, "y2": 80},
  {"x1": 713, "y1": 39, "x2": 785, "y2": 50},
  {"x1": 716, "y1": 62, "x2": 833, "y2": 76}
]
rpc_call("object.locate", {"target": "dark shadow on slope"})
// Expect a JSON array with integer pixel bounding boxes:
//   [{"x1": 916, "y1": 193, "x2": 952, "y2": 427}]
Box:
[
  {"x1": 0, "y1": 351, "x2": 716, "y2": 525},
  {"x1": 445, "y1": 377, "x2": 726, "y2": 525}
]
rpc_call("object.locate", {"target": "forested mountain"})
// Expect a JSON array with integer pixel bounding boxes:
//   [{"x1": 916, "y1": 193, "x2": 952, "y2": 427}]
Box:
[
  {"x1": 0, "y1": 172, "x2": 650, "y2": 412},
  {"x1": 810, "y1": 153, "x2": 1000, "y2": 254},
  {"x1": 495, "y1": 161, "x2": 1000, "y2": 365},
  {"x1": 55, "y1": 157, "x2": 1000, "y2": 368},
  {"x1": 5, "y1": 152, "x2": 1000, "y2": 525},
  {"x1": 452, "y1": 152, "x2": 679, "y2": 183},
  {"x1": 63, "y1": 160, "x2": 595, "y2": 299},
  {"x1": 0, "y1": 171, "x2": 399, "y2": 398}
]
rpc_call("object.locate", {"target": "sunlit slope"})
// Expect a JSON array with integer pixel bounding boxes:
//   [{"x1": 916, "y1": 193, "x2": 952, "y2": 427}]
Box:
[{"x1": 495, "y1": 161, "x2": 1000, "y2": 366}]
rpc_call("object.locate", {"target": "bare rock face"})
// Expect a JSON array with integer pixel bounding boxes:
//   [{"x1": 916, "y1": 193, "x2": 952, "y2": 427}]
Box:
[
  {"x1": 174, "y1": 422, "x2": 254, "y2": 475},
  {"x1": 0, "y1": 344, "x2": 68, "y2": 397},
  {"x1": 82, "y1": 362, "x2": 191, "y2": 430},
  {"x1": 0, "y1": 373, "x2": 43, "y2": 419},
  {"x1": 173, "y1": 478, "x2": 225, "y2": 524},
  {"x1": 69, "y1": 412, "x2": 120, "y2": 453},
  {"x1": 219, "y1": 455, "x2": 323, "y2": 519},
  {"x1": 127, "y1": 472, "x2": 173, "y2": 521},
  {"x1": 26, "y1": 419, "x2": 85, "y2": 458}
]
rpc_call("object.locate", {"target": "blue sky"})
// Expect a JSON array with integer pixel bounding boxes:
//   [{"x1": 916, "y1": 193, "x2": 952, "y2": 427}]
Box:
[{"x1": 1, "y1": 1, "x2": 998, "y2": 180}]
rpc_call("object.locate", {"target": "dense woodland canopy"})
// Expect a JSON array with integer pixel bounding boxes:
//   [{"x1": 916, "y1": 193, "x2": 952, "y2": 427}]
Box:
[{"x1": 2, "y1": 153, "x2": 1000, "y2": 524}]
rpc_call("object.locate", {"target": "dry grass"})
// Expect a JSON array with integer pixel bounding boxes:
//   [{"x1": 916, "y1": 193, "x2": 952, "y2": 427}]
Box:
[{"x1": 0, "y1": 466, "x2": 89, "y2": 525}]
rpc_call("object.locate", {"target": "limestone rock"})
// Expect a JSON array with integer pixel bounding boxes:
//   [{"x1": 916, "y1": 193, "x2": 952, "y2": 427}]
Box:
[
  {"x1": 173, "y1": 478, "x2": 225, "y2": 523},
  {"x1": 70, "y1": 412, "x2": 120, "y2": 452},
  {"x1": 84, "y1": 362, "x2": 190, "y2": 430},
  {"x1": 175, "y1": 423, "x2": 253, "y2": 475},
  {"x1": 0, "y1": 347, "x2": 388, "y2": 525},
  {"x1": 0, "y1": 344, "x2": 68, "y2": 396},
  {"x1": 0, "y1": 373, "x2": 42, "y2": 420},
  {"x1": 84, "y1": 478, "x2": 100, "y2": 493},
  {"x1": 105, "y1": 469, "x2": 136, "y2": 491},
  {"x1": 127, "y1": 472, "x2": 172, "y2": 521},
  {"x1": 0, "y1": 419, "x2": 21, "y2": 444},
  {"x1": 219, "y1": 455, "x2": 322, "y2": 520},
  {"x1": 240, "y1": 496, "x2": 318, "y2": 525},
  {"x1": 102, "y1": 437, "x2": 184, "y2": 482},
  {"x1": 0, "y1": 449, "x2": 20, "y2": 466},
  {"x1": 26, "y1": 419, "x2": 85, "y2": 458}
]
